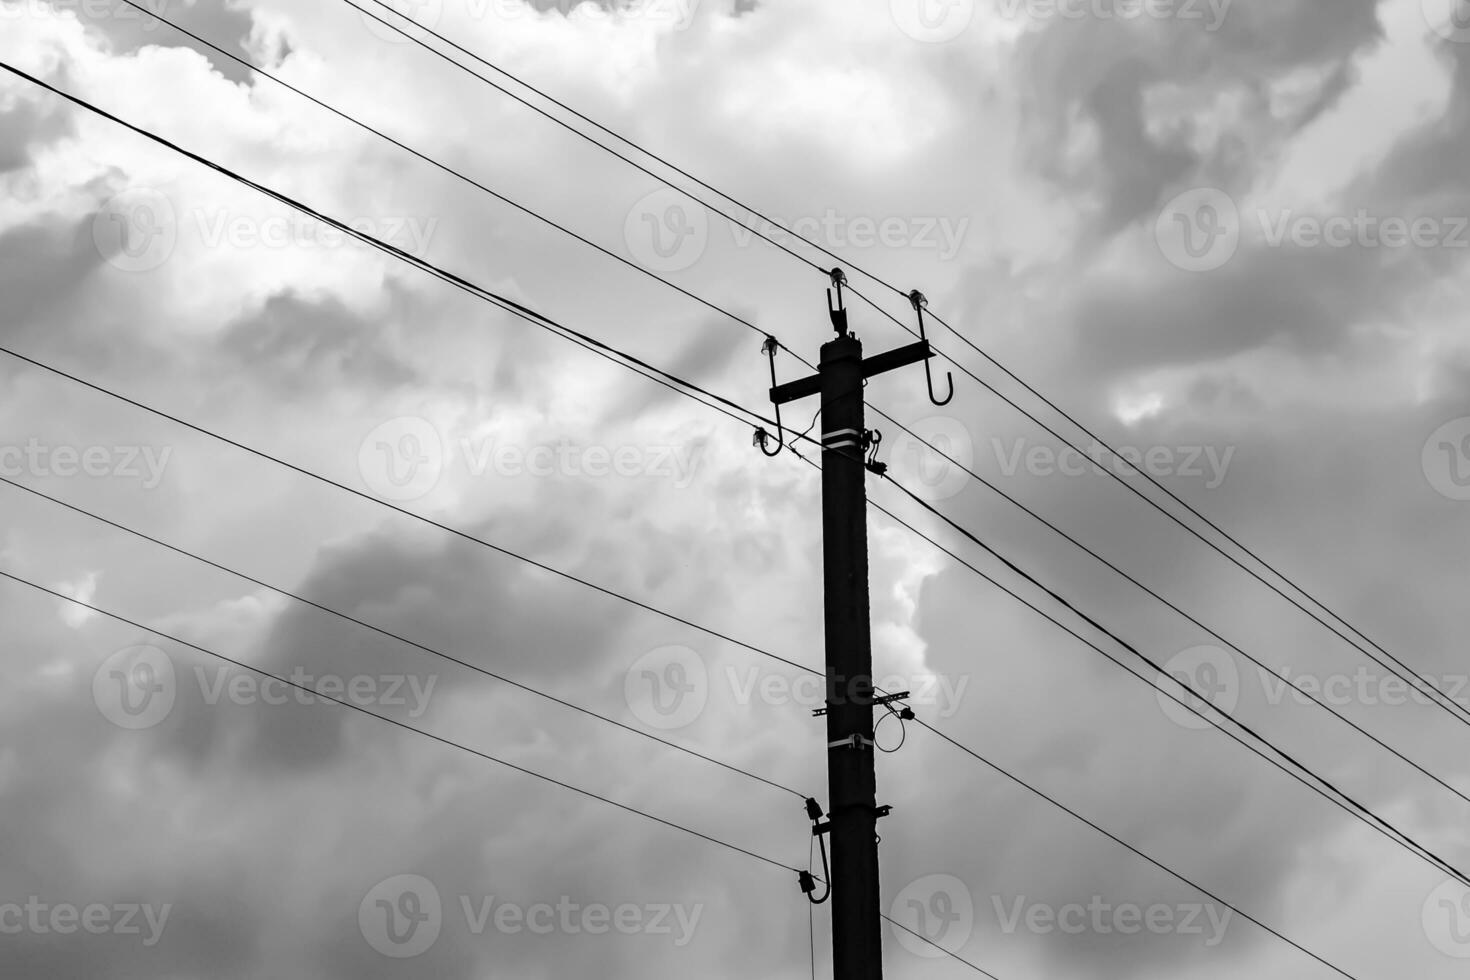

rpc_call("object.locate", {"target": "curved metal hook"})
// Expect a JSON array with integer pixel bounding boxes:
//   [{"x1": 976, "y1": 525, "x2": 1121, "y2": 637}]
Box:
[
  {"x1": 908, "y1": 290, "x2": 954, "y2": 406},
  {"x1": 755, "y1": 335, "x2": 785, "y2": 457}
]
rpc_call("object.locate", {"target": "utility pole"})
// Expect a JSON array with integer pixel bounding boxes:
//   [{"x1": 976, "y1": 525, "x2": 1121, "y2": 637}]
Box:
[{"x1": 764, "y1": 269, "x2": 952, "y2": 980}]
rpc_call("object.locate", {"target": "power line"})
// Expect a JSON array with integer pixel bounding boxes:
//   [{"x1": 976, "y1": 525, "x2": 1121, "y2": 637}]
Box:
[
  {"x1": 0, "y1": 62, "x2": 793, "y2": 445},
  {"x1": 0, "y1": 60, "x2": 832, "y2": 673},
  {"x1": 0, "y1": 473, "x2": 805, "y2": 800},
  {"x1": 352, "y1": 0, "x2": 1457, "y2": 738},
  {"x1": 880, "y1": 913, "x2": 1002, "y2": 979},
  {"x1": 923, "y1": 307, "x2": 1470, "y2": 732},
  {"x1": 349, "y1": 0, "x2": 902, "y2": 292},
  {"x1": 99, "y1": 6, "x2": 1470, "y2": 853},
  {"x1": 112, "y1": 0, "x2": 791, "y2": 355},
  {"x1": 867, "y1": 406, "x2": 1470, "y2": 809},
  {"x1": 4, "y1": 47, "x2": 1443, "y2": 975},
  {"x1": 343, "y1": 0, "x2": 828, "y2": 277},
  {"x1": 912, "y1": 719, "x2": 1361, "y2": 980},
  {"x1": 864, "y1": 467, "x2": 1470, "y2": 891},
  {"x1": 0, "y1": 567, "x2": 799, "y2": 874},
  {"x1": 843, "y1": 280, "x2": 1470, "y2": 733}
]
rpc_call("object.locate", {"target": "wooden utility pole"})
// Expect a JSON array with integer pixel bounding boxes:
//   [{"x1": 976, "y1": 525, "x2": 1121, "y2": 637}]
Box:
[{"x1": 767, "y1": 270, "x2": 951, "y2": 980}]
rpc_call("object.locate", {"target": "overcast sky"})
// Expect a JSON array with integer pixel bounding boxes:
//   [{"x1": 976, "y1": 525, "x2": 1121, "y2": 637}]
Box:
[{"x1": 3, "y1": 0, "x2": 1470, "y2": 977}]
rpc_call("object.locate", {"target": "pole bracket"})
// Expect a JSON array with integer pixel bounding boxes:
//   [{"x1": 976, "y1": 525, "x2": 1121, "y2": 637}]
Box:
[{"x1": 827, "y1": 734, "x2": 876, "y2": 751}]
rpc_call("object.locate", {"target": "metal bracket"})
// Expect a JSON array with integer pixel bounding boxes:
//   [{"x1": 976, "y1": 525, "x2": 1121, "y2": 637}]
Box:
[
  {"x1": 827, "y1": 734, "x2": 876, "y2": 751},
  {"x1": 813, "y1": 691, "x2": 910, "y2": 717}
]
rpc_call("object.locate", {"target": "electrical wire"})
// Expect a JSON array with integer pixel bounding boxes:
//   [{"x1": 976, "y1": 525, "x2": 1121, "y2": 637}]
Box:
[
  {"x1": 922, "y1": 307, "x2": 1462, "y2": 733},
  {"x1": 848, "y1": 279, "x2": 1470, "y2": 734},
  {"x1": 880, "y1": 913, "x2": 1004, "y2": 979},
  {"x1": 0, "y1": 473, "x2": 805, "y2": 799},
  {"x1": 349, "y1": 0, "x2": 1462, "y2": 740},
  {"x1": 0, "y1": 567, "x2": 799, "y2": 874},
  {"x1": 913, "y1": 719, "x2": 1360, "y2": 980},
  {"x1": 349, "y1": 0, "x2": 902, "y2": 290},
  {"x1": 343, "y1": 0, "x2": 828, "y2": 277},
  {"x1": 787, "y1": 445, "x2": 1470, "y2": 890},
  {"x1": 867, "y1": 405, "x2": 1470, "y2": 808},
  {"x1": 869, "y1": 467, "x2": 1470, "y2": 890},
  {"x1": 112, "y1": 0, "x2": 791, "y2": 356},
  {"x1": 0, "y1": 49, "x2": 1447, "y2": 977}
]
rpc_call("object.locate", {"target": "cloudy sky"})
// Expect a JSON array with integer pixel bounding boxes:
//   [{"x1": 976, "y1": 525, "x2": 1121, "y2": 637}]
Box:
[{"x1": 3, "y1": 0, "x2": 1470, "y2": 976}]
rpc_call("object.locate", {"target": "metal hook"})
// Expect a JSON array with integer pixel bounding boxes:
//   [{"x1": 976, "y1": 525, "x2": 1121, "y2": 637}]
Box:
[
  {"x1": 755, "y1": 335, "x2": 785, "y2": 457},
  {"x1": 908, "y1": 290, "x2": 954, "y2": 406},
  {"x1": 828, "y1": 267, "x2": 849, "y2": 337}
]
